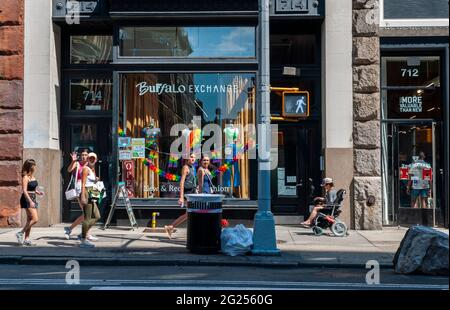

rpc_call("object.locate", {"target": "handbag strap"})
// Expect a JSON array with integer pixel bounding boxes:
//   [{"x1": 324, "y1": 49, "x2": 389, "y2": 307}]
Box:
[
  {"x1": 204, "y1": 169, "x2": 214, "y2": 194},
  {"x1": 66, "y1": 164, "x2": 79, "y2": 192}
]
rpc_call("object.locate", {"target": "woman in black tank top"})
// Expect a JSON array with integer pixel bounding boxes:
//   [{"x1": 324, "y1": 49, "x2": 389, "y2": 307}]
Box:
[
  {"x1": 16, "y1": 159, "x2": 44, "y2": 246},
  {"x1": 165, "y1": 153, "x2": 198, "y2": 239}
]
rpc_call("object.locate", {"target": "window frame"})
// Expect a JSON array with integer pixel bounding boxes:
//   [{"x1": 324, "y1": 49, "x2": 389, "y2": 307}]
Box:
[{"x1": 380, "y1": 0, "x2": 449, "y2": 28}]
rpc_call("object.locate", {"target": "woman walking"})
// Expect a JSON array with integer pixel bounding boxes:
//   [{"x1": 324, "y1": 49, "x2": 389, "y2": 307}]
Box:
[
  {"x1": 16, "y1": 159, "x2": 44, "y2": 246},
  {"x1": 197, "y1": 155, "x2": 214, "y2": 194},
  {"x1": 63, "y1": 149, "x2": 98, "y2": 240},
  {"x1": 164, "y1": 153, "x2": 197, "y2": 239},
  {"x1": 79, "y1": 152, "x2": 102, "y2": 248}
]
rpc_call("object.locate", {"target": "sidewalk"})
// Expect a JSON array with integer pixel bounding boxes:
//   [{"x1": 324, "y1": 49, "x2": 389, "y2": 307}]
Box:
[{"x1": 1, "y1": 224, "x2": 444, "y2": 268}]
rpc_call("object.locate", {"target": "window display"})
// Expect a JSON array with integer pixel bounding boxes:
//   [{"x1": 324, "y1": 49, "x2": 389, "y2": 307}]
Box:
[{"x1": 118, "y1": 73, "x2": 256, "y2": 199}]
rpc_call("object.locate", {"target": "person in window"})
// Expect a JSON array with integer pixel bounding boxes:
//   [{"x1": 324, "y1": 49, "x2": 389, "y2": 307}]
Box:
[
  {"x1": 407, "y1": 151, "x2": 432, "y2": 209},
  {"x1": 164, "y1": 153, "x2": 197, "y2": 239},
  {"x1": 300, "y1": 177, "x2": 337, "y2": 227}
]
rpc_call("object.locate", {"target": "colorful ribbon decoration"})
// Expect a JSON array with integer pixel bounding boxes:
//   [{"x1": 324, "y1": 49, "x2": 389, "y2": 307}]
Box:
[
  {"x1": 210, "y1": 143, "x2": 250, "y2": 178},
  {"x1": 118, "y1": 128, "x2": 126, "y2": 137},
  {"x1": 168, "y1": 155, "x2": 180, "y2": 168},
  {"x1": 141, "y1": 142, "x2": 252, "y2": 182},
  {"x1": 148, "y1": 150, "x2": 158, "y2": 160},
  {"x1": 122, "y1": 125, "x2": 255, "y2": 182},
  {"x1": 143, "y1": 158, "x2": 180, "y2": 182},
  {"x1": 211, "y1": 150, "x2": 221, "y2": 164}
]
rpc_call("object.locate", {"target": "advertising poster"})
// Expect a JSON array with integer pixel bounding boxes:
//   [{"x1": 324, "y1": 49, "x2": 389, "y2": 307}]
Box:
[
  {"x1": 118, "y1": 137, "x2": 131, "y2": 148},
  {"x1": 119, "y1": 150, "x2": 132, "y2": 161},
  {"x1": 131, "y1": 138, "x2": 146, "y2": 158}
]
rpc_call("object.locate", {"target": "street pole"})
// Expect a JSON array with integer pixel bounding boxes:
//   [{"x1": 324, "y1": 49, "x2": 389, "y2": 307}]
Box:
[{"x1": 252, "y1": 0, "x2": 280, "y2": 255}]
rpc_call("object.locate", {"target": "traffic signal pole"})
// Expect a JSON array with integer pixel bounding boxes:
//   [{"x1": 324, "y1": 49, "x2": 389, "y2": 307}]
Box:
[{"x1": 252, "y1": 0, "x2": 280, "y2": 255}]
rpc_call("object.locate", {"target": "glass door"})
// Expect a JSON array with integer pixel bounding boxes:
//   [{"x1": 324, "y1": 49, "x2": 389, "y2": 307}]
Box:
[{"x1": 382, "y1": 121, "x2": 441, "y2": 226}]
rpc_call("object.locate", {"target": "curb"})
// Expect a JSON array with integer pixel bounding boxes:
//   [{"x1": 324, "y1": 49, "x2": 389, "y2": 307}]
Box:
[{"x1": 0, "y1": 255, "x2": 394, "y2": 269}]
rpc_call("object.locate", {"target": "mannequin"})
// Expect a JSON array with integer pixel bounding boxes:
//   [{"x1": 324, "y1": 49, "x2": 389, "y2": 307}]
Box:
[{"x1": 222, "y1": 120, "x2": 240, "y2": 196}]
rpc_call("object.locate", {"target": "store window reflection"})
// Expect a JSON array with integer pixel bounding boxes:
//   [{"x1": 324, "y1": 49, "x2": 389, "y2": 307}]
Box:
[
  {"x1": 119, "y1": 27, "x2": 256, "y2": 58},
  {"x1": 118, "y1": 73, "x2": 256, "y2": 199},
  {"x1": 70, "y1": 36, "x2": 112, "y2": 64}
]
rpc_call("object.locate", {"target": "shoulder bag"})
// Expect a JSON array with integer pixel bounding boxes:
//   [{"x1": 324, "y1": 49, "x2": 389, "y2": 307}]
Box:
[{"x1": 65, "y1": 164, "x2": 79, "y2": 201}]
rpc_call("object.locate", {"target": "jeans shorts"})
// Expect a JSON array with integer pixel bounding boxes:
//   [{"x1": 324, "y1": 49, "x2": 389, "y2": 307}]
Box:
[{"x1": 411, "y1": 189, "x2": 429, "y2": 199}]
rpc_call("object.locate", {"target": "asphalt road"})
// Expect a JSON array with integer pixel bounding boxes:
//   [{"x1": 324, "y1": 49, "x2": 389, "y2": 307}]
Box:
[{"x1": 0, "y1": 264, "x2": 447, "y2": 290}]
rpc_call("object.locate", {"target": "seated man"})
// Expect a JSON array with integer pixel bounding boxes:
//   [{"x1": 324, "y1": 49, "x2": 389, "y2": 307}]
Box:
[{"x1": 301, "y1": 177, "x2": 337, "y2": 227}]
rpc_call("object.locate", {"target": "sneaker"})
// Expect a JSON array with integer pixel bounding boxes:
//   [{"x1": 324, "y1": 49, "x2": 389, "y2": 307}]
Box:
[
  {"x1": 164, "y1": 225, "x2": 174, "y2": 240},
  {"x1": 23, "y1": 239, "x2": 36, "y2": 246},
  {"x1": 15, "y1": 231, "x2": 24, "y2": 245},
  {"x1": 87, "y1": 235, "x2": 99, "y2": 242},
  {"x1": 64, "y1": 227, "x2": 72, "y2": 240},
  {"x1": 79, "y1": 239, "x2": 95, "y2": 248}
]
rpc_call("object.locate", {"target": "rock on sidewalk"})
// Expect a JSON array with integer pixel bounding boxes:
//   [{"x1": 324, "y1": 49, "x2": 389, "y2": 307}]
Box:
[{"x1": 393, "y1": 226, "x2": 448, "y2": 276}]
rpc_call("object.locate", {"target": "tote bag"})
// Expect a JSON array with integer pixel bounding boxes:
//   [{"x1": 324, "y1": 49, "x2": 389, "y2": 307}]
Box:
[{"x1": 65, "y1": 165, "x2": 79, "y2": 201}]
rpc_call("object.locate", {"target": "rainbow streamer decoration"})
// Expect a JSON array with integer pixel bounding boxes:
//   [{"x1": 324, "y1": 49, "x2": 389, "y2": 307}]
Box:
[
  {"x1": 143, "y1": 158, "x2": 180, "y2": 182},
  {"x1": 210, "y1": 143, "x2": 250, "y2": 178},
  {"x1": 118, "y1": 128, "x2": 126, "y2": 137},
  {"x1": 168, "y1": 155, "x2": 180, "y2": 168},
  {"x1": 148, "y1": 150, "x2": 158, "y2": 160},
  {"x1": 140, "y1": 140, "x2": 254, "y2": 182},
  {"x1": 211, "y1": 150, "x2": 221, "y2": 164}
]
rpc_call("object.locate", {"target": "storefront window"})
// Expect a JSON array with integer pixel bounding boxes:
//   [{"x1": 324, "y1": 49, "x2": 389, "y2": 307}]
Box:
[
  {"x1": 381, "y1": 55, "x2": 444, "y2": 226},
  {"x1": 119, "y1": 27, "x2": 256, "y2": 58},
  {"x1": 70, "y1": 35, "x2": 113, "y2": 64},
  {"x1": 381, "y1": 56, "x2": 442, "y2": 120},
  {"x1": 118, "y1": 73, "x2": 256, "y2": 199},
  {"x1": 70, "y1": 79, "x2": 112, "y2": 111}
]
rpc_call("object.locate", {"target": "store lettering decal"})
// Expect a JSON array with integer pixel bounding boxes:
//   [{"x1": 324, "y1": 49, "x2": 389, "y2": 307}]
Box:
[
  {"x1": 399, "y1": 96, "x2": 422, "y2": 113},
  {"x1": 136, "y1": 82, "x2": 239, "y2": 96}
]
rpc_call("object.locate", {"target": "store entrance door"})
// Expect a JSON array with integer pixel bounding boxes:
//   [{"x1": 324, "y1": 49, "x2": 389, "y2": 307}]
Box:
[
  {"x1": 271, "y1": 124, "x2": 321, "y2": 216},
  {"x1": 62, "y1": 119, "x2": 112, "y2": 222},
  {"x1": 382, "y1": 121, "x2": 443, "y2": 226}
]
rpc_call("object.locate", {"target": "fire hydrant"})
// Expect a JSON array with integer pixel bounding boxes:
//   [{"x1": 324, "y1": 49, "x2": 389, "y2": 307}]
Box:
[{"x1": 151, "y1": 212, "x2": 160, "y2": 229}]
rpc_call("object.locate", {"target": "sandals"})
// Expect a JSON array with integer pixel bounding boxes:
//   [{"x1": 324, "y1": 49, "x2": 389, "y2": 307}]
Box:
[{"x1": 300, "y1": 223, "x2": 311, "y2": 228}]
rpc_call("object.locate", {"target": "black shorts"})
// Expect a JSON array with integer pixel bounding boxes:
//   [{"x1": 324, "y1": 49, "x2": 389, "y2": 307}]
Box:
[{"x1": 20, "y1": 193, "x2": 38, "y2": 209}]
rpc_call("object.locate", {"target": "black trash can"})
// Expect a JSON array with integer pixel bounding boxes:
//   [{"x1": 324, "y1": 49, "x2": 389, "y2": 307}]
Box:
[{"x1": 186, "y1": 194, "x2": 224, "y2": 254}]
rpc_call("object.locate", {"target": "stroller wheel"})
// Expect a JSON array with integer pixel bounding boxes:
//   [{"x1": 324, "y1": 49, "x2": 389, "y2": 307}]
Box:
[
  {"x1": 331, "y1": 221, "x2": 347, "y2": 237},
  {"x1": 312, "y1": 226, "x2": 324, "y2": 236}
]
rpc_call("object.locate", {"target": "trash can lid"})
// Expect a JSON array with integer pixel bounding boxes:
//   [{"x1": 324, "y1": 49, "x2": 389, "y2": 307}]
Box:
[{"x1": 185, "y1": 194, "x2": 225, "y2": 203}]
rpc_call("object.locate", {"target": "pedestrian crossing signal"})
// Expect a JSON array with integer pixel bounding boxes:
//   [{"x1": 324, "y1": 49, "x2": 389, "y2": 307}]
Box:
[{"x1": 282, "y1": 91, "x2": 310, "y2": 118}]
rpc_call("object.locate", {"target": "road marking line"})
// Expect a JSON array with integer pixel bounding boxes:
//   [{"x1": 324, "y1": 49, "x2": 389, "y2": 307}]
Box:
[{"x1": 0, "y1": 278, "x2": 447, "y2": 290}]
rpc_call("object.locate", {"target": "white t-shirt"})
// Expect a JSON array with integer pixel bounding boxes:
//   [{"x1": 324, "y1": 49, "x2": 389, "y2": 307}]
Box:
[{"x1": 409, "y1": 160, "x2": 431, "y2": 190}]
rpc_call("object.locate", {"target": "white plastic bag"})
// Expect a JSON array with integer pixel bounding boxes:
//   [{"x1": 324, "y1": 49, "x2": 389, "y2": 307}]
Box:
[{"x1": 221, "y1": 224, "x2": 253, "y2": 256}]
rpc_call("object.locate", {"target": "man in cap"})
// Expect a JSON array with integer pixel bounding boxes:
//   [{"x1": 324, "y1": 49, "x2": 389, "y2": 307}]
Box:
[{"x1": 301, "y1": 177, "x2": 337, "y2": 227}]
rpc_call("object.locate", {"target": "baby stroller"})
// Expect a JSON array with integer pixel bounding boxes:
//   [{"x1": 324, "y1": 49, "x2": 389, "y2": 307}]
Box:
[{"x1": 311, "y1": 189, "x2": 348, "y2": 237}]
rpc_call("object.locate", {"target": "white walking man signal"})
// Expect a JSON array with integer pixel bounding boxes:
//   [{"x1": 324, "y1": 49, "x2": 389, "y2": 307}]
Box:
[{"x1": 296, "y1": 97, "x2": 307, "y2": 114}]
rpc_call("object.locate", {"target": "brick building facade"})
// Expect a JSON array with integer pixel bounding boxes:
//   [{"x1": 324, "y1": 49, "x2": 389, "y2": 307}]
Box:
[{"x1": 0, "y1": 0, "x2": 24, "y2": 227}]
